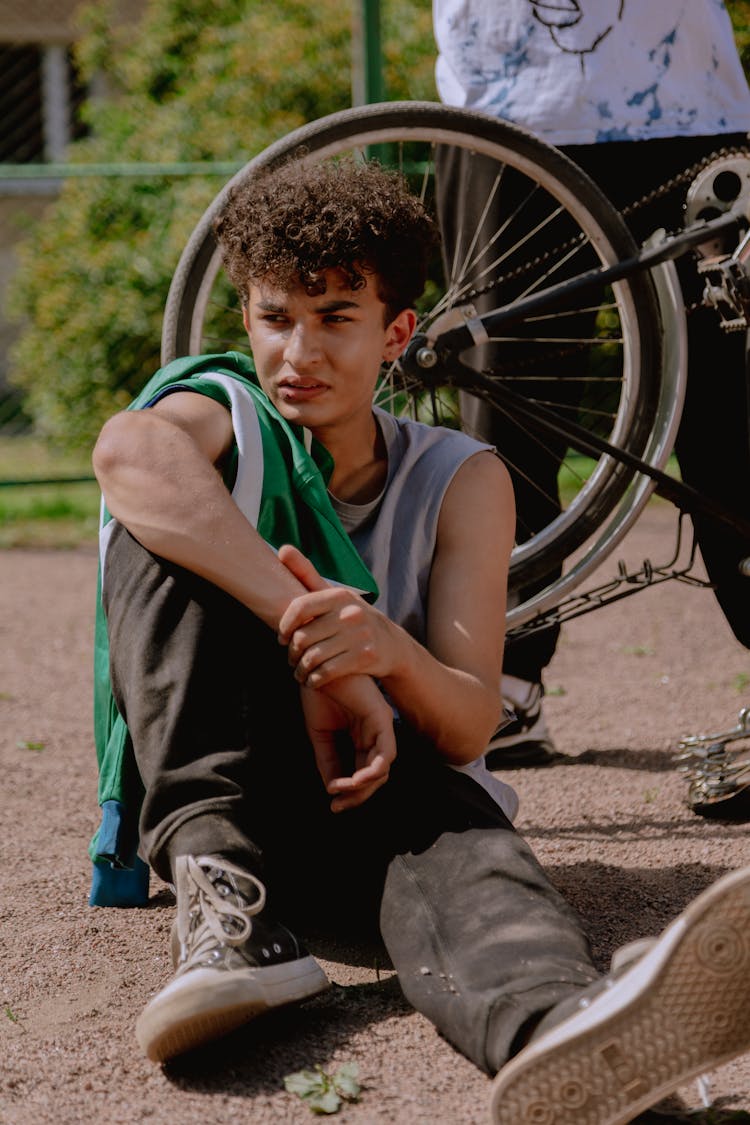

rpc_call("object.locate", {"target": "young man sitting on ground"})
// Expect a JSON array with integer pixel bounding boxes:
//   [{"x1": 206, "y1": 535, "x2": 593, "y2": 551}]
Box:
[{"x1": 92, "y1": 157, "x2": 750, "y2": 1124}]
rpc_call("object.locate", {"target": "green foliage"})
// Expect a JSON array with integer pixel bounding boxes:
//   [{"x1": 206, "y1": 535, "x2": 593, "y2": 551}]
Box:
[
  {"x1": 4, "y1": 1005, "x2": 24, "y2": 1028},
  {"x1": 7, "y1": 0, "x2": 436, "y2": 450},
  {"x1": 284, "y1": 1062, "x2": 361, "y2": 1115},
  {"x1": 728, "y1": 0, "x2": 750, "y2": 70}
]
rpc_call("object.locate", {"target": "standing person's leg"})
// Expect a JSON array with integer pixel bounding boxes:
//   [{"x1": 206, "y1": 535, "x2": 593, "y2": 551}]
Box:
[
  {"x1": 676, "y1": 305, "x2": 750, "y2": 646},
  {"x1": 102, "y1": 524, "x2": 330, "y2": 1062},
  {"x1": 573, "y1": 134, "x2": 750, "y2": 649},
  {"x1": 435, "y1": 146, "x2": 583, "y2": 765}
]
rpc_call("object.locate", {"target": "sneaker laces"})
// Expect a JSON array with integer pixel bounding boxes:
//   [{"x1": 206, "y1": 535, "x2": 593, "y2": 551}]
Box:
[{"x1": 177, "y1": 856, "x2": 267, "y2": 969}]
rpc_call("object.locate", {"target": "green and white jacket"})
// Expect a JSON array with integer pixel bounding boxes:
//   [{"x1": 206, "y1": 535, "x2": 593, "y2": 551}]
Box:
[{"x1": 90, "y1": 351, "x2": 378, "y2": 906}]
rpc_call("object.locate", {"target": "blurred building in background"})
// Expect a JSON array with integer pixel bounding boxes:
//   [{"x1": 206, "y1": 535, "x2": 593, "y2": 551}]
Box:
[{"x1": 0, "y1": 0, "x2": 142, "y2": 429}]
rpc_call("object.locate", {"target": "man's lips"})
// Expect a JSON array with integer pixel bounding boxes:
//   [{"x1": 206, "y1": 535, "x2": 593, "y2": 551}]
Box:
[{"x1": 277, "y1": 378, "x2": 328, "y2": 399}]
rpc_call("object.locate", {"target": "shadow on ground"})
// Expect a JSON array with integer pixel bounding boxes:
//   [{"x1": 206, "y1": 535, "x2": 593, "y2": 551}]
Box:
[{"x1": 163, "y1": 976, "x2": 411, "y2": 1098}]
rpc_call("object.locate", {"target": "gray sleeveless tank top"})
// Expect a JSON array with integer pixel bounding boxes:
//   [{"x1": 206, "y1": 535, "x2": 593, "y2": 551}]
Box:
[
  {"x1": 329, "y1": 409, "x2": 519, "y2": 821},
  {"x1": 330, "y1": 407, "x2": 494, "y2": 643}
]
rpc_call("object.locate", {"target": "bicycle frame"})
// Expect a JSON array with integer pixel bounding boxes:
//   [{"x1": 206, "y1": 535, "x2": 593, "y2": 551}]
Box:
[{"x1": 401, "y1": 205, "x2": 750, "y2": 542}]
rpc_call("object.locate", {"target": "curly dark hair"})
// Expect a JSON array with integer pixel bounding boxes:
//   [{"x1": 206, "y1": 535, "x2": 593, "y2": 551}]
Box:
[{"x1": 213, "y1": 157, "x2": 439, "y2": 322}]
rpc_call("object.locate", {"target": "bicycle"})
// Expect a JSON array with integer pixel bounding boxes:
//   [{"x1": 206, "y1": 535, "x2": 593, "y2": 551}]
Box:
[
  {"x1": 161, "y1": 101, "x2": 750, "y2": 633},
  {"x1": 160, "y1": 100, "x2": 750, "y2": 816}
]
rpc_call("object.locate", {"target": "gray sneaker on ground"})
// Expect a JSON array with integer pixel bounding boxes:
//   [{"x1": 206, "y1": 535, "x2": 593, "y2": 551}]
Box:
[
  {"x1": 135, "y1": 854, "x2": 329, "y2": 1063},
  {"x1": 489, "y1": 863, "x2": 750, "y2": 1124}
]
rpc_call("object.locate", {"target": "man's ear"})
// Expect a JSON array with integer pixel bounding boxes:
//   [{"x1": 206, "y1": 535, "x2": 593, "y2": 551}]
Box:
[
  {"x1": 383, "y1": 308, "x2": 418, "y2": 362},
  {"x1": 242, "y1": 302, "x2": 251, "y2": 337}
]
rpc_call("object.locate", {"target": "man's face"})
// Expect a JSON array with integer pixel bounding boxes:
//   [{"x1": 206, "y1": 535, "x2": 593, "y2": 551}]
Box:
[{"x1": 243, "y1": 268, "x2": 415, "y2": 441}]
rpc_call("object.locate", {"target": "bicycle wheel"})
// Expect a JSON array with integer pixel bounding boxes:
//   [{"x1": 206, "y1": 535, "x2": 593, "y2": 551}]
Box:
[{"x1": 161, "y1": 101, "x2": 679, "y2": 618}]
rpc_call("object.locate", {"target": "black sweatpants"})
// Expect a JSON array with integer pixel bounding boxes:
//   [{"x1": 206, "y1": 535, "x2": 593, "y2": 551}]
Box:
[{"x1": 102, "y1": 524, "x2": 599, "y2": 1073}]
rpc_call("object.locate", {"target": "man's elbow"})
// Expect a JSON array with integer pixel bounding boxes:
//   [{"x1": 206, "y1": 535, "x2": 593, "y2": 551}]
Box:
[
  {"x1": 93, "y1": 413, "x2": 128, "y2": 480},
  {"x1": 440, "y1": 697, "x2": 503, "y2": 766},
  {"x1": 92, "y1": 412, "x2": 159, "y2": 519}
]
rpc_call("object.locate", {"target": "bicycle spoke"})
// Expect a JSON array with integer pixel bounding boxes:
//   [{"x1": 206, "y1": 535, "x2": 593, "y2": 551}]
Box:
[{"x1": 164, "y1": 102, "x2": 669, "y2": 611}]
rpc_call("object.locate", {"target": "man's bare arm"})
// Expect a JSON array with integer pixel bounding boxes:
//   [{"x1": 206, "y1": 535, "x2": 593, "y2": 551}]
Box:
[
  {"x1": 279, "y1": 450, "x2": 514, "y2": 764},
  {"x1": 93, "y1": 392, "x2": 396, "y2": 805},
  {"x1": 93, "y1": 393, "x2": 308, "y2": 628}
]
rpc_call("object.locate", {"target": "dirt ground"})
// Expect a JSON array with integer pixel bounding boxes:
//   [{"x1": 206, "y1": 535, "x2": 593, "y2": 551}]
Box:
[{"x1": 2, "y1": 501, "x2": 750, "y2": 1125}]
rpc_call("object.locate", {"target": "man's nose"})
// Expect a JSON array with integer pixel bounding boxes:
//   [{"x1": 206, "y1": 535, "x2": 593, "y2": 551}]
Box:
[{"x1": 283, "y1": 323, "x2": 320, "y2": 368}]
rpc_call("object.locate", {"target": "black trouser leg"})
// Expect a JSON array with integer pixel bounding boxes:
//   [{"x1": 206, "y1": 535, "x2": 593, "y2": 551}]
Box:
[
  {"x1": 435, "y1": 144, "x2": 591, "y2": 681},
  {"x1": 376, "y1": 746, "x2": 599, "y2": 1075},
  {"x1": 103, "y1": 527, "x2": 598, "y2": 1074},
  {"x1": 437, "y1": 133, "x2": 750, "y2": 674},
  {"x1": 102, "y1": 524, "x2": 308, "y2": 881},
  {"x1": 571, "y1": 134, "x2": 750, "y2": 649}
]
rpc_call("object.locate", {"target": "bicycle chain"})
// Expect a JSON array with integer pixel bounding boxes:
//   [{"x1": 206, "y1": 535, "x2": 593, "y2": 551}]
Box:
[
  {"x1": 626, "y1": 145, "x2": 750, "y2": 322},
  {"x1": 620, "y1": 144, "x2": 750, "y2": 216},
  {"x1": 460, "y1": 144, "x2": 750, "y2": 312}
]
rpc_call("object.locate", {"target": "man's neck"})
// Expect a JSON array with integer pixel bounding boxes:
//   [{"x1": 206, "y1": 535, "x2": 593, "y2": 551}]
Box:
[{"x1": 322, "y1": 413, "x2": 387, "y2": 505}]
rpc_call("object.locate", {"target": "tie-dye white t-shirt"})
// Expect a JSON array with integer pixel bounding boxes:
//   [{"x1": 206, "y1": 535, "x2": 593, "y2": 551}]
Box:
[{"x1": 434, "y1": 0, "x2": 750, "y2": 145}]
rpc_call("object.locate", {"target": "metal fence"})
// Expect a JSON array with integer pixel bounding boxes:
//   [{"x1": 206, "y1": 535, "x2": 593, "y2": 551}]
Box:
[
  {"x1": 1, "y1": 39, "x2": 87, "y2": 438},
  {"x1": 0, "y1": 32, "x2": 240, "y2": 445}
]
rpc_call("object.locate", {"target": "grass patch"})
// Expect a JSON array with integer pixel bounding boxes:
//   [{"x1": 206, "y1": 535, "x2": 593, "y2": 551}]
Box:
[
  {"x1": 558, "y1": 452, "x2": 680, "y2": 506},
  {"x1": 0, "y1": 436, "x2": 99, "y2": 548},
  {"x1": 0, "y1": 438, "x2": 681, "y2": 549}
]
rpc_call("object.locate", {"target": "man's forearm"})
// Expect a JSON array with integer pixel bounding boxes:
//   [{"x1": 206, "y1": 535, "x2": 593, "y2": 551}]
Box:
[{"x1": 378, "y1": 629, "x2": 502, "y2": 765}]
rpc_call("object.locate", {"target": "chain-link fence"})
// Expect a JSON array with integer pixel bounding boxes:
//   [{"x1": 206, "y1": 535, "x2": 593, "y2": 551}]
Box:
[
  {"x1": 0, "y1": 31, "x2": 240, "y2": 446},
  {"x1": 1, "y1": 38, "x2": 83, "y2": 436}
]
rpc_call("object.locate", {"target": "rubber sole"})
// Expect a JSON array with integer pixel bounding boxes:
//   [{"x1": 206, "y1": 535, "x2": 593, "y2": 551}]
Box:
[
  {"x1": 136, "y1": 955, "x2": 330, "y2": 1062},
  {"x1": 488, "y1": 864, "x2": 750, "y2": 1125}
]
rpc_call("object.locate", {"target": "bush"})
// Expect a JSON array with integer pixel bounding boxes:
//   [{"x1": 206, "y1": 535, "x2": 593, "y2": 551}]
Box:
[{"x1": 7, "y1": 0, "x2": 436, "y2": 450}]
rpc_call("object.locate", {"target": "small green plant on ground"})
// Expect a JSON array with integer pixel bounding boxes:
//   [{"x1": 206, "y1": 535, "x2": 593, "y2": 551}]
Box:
[
  {"x1": 733, "y1": 671, "x2": 750, "y2": 693},
  {"x1": 4, "y1": 1005, "x2": 25, "y2": 1031},
  {"x1": 622, "y1": 644, "x2": 655, "y2": 657},
  {"x1": 284, "y1": 1062, "x2": 361, "y2": 1115}
]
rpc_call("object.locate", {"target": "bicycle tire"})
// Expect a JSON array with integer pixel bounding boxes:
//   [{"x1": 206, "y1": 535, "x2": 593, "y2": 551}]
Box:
[{"x1": 161, "y1": 101, "x2": 679, "y2": 619}]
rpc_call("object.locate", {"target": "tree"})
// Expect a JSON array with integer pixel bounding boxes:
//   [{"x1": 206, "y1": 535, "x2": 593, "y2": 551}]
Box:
[{"x1": 7, "y1": 0, "x2": 436, "y2": 449}]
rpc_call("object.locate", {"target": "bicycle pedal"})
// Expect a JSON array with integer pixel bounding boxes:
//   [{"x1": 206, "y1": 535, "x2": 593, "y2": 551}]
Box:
[{"x1": 674, "y1": 740, "x2": 727, "y2": 766}]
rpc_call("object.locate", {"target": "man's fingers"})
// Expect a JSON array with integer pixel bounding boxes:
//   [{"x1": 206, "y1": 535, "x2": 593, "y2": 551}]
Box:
[
  {"x1": 277, "y1": 546, "x2": 330, "y2": 643},
  {"x1": 310, "y1": 734, "x2": 344, "y2": 790},
  {"x1": 330, "y1": 774, "x2": 389, "y2": 813},
  {"x1": 326, "y1": 753, "x2": 391, "y2": 793},
  {"x1": 278, "y1": 544, "x2": 328, "y2": 592}
]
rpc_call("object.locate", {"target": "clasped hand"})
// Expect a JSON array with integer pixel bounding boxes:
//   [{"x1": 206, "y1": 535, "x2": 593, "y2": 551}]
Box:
[{"x1": 277, "y1": 544, "x2": 397, "y2": 813}]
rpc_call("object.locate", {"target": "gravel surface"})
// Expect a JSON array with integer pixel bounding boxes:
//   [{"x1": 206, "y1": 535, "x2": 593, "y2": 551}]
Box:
[{"x1": 2, "y1": 501, "x2": 750, "y2": 1124}]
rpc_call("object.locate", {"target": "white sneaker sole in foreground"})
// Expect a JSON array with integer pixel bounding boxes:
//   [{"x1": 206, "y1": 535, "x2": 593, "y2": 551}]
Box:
[
  {"x1": 489, "y1": 864, "x2": 750, "y2": 1124},
  {"x1": 136, "y1": 956, "x2": 330, "y2": 1062}
]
